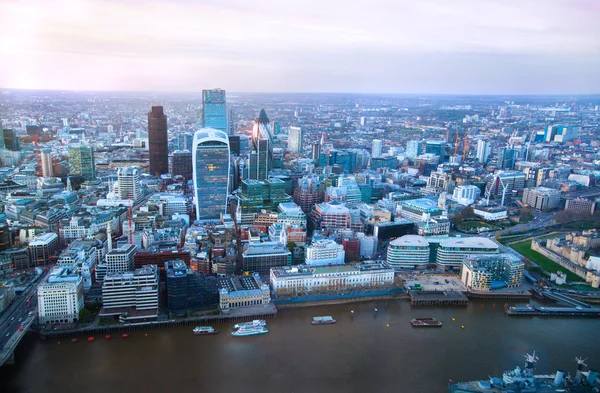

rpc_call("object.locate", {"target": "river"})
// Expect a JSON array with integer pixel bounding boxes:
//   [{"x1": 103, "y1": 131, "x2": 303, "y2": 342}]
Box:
[{"x1": 1, "y1": 299, "x2": 599, "y2": 393}]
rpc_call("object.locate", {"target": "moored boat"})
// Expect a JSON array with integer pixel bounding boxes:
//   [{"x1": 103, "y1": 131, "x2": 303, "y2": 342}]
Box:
[
  {"x1": 311, "y1": 316, "x2": 336, "y2": 325},
  {"x1": 193, "y1": 326, "x2": 218, "y2": 335},
  {"x1": 411, "y1": 317, "x2": 442, "y2": 327},
  {"x1": 87, "y1": 337, "x2": 95, "y2": 342},
  {"x1": 121, "y1": 334, "x2": 129, "y2": 339},
  {"x1": 233, "y1": 320, "x2": 267, "y2": 330},
  {"x1": 231, "y1": 326, "x2": 268, "y2": 337}
]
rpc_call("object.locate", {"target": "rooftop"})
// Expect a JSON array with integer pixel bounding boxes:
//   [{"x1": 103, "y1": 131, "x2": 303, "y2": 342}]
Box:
[
  {"x1": 439, "y1": 237, "x2": 498, "y2": 249},
  {"x1": 389, "y1": 235, "x2": 429, "y2": 247}
]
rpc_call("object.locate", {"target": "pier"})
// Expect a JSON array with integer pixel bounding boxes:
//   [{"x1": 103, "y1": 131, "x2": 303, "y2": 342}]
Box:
[
  {"x1": 409, "y1": 291, "x2": 468, "y2": 306},
  {"x1": 506, "y1": 305, "x2": 600, "y2": 317}
]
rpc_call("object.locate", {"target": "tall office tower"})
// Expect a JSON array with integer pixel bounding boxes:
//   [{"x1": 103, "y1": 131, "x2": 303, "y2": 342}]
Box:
[
  {"x1": 288, "y1": 126, "x2": 303, "y2": 154},
  {"x1": 497, "y1": 147, "x2": 515, "y2": 170},
  {"x1": 177, "y1": 133, "x2": 194, "y2": 151},
  {"x1": 148, "y1": 105, "x2": 169, "y2": 176},
  {"x1": 170, "y1": 150, "x2": 193, "y2": 181},
  {"x1": 41, "y1": 149, "x2": 54, "y2": 177},
  {"x1": 312, "y1": 141, "x2": 321, "y2": 161},
  {"x1": 26, "y1": 125, "x2": 40, "y2": 137},
  {"x1": 406, "y1": 140, "x2": 423, "y2": 159},
  {"x1": 249, "y1": 109, "x2": 272, "y2": 181},
  {"x1": 476, "y1": 140, "x2": 491, "y2": 163},
  {"x1": 3, "y1": 129, "x2": 20, "y2": 151},
  {"x1": 228, "y1": 135, "x2": 241, "y2": 156},
  {"x1": 68, "y1": 144, "x2": 95, "y2": 180},
  {"x1": 372, "y1": 139, "x2": 383, "y2": 158},
  {"x1": 201, "y1": 89, "x2": 229, "y2": 134},
  {"x1": 117, "y1": 167, "x2": 142, "y2": 202},
  {"x1": 192, "y1": 128, "x2": 231, "y2": 221}
]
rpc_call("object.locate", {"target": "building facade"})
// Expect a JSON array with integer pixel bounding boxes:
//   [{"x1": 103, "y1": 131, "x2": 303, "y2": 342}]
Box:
[
  {"x1": 436, "y1": 237, "x2": 499, "y2": 271},
  {"x1": 305, "y1": 240, "x2": 345, "y2": 266},
  {"x1": 461, "y1": 254, "x2": 524, "y2": 291},
  {"x1": 201, "y1": 89, "x2": 229, "y2": 134},
  {"x1": 387, "y1": 235, "x2": 430, "y2": 270},
  {"x1": 37, "y1": 266, "x2": 84, "y2": 324},
  {"x1": 522, "y1": 187, "x2": 561, "y2": 211},
  {"x1": 242, "y1": 242, "x2": 292, "y2": 274},
  {"x1": 68, "y1": 145, "x2": 95, "y2": 180},
  {"x1": 288, "y1": 126, "x2": 303, "y2": 154},
  {"x1": 100, "y1": 264, "x2": 159, "y2": 320},
  {"x1": 148, "y1": 105, "x2": 169, "y2": 176}
]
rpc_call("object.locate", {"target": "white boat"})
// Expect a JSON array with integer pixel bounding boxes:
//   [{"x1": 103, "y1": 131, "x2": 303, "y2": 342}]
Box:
[
  {"x1": 193, "y1": 326, "x2": 218, "y2": 335},
  {"x1": 231, "y1": 326, "x2": 268, "y2": 337},
  {"x1": 233, "y1": 320, "x2": 267, "y2": 330},
  {"x1": 312, "y1": 316, "x2": 336, "y2": 325}
]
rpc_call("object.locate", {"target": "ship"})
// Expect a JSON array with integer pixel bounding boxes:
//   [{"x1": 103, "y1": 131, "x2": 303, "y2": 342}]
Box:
[
  {"x1": 231, "y1": 326, "x2": 268, "y2": 337},
  {"x1": 411, "y1": 317, "x2": 442, "y2": 327},
  {"x1": 193, "y1": 326, "x2": 218, "y2": 335},
  {"x1": 233, "y1": 320, "x2": 267, "y2": 330},
  {"x1": 311, "y1": 316, "x2": 336, "y2": 325},
  {"x1": 449, "y1": 352, "x2": 599, "y2": 392}
]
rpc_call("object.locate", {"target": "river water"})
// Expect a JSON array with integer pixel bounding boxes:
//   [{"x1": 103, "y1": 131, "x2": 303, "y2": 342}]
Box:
[{"x1": 1, "y1": 299, "x2": 599, "y2": 393}]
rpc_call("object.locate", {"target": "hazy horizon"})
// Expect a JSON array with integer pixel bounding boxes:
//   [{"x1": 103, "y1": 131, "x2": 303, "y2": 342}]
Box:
[{"x1": 1, "y1": 0, "x2": 599, "y2": 95}]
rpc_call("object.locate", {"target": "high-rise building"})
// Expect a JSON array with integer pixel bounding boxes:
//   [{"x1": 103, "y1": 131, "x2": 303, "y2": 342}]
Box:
[
  {"x1": 476, "y1": 140, "x2": 491, "y2": 163},
  {"x1": 201, "y1": 89, "x2": 229, "y2": 134},
  {"x1": 288, "y1": 126, "x2": 303, "y2": 154},
  {"x1": 148, "y1": 105, "x2": 169, "y2": 176},
  {"x1": 406, "y1": 140, "x2": 423, "y2": 159},
  {"x1": 177, "y1": 133, "x2": 194, "y2": 151},
  {"x1": 192, "y1": 128, "x2": 230, "y2": 221},
  {"x1": 170, "y1": 150, "x2": 193, "y2": 181},
  {"x1": 68, "y1": 145, "x2": 95, "y2": 180},
  {"x1": 105, "y1": 244, "x2": 137, "y2": 274},
  {"x1": 41, "y1": 149, "x2": 54, "y2": 177},
  {"x1": 249, "y1": 109, "x2": 273, "y2": 181},
  {"x1": 312, "y1": 141, "x2": 321, "y2": 162},
  {"x1": 497, "y1": 147, "x2": 515, "y2": 170},
  {"x1": 452, "y1": 185, "x2": 481, "y2": 205},
  {"x1": 3, "y1": 129, "x2": 19, "y2": 151},
  {"x1": 372, "y1": 139, "x2": 383, "y2": 158},
  {"x1": 117, "y1": 167, "x2": 142, "y2": 202}
]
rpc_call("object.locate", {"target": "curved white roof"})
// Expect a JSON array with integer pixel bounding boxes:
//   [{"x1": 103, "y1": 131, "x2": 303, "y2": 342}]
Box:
[
  {"x1": 193, "y1": 128, "x2": 230, "y2": 145},
  {"x1": 389, "y1": 235, "x2": 429, "y2": 247},
  {"x1": 439, "y1": 237, "x2": 498, "y2": 249}
]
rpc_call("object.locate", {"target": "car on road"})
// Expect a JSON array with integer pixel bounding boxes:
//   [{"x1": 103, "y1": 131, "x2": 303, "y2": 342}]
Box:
[{"x1": 5, "y1": 333, "x2": 9, "y2": 337}]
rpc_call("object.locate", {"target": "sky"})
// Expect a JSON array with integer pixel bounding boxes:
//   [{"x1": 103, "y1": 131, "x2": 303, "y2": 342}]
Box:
[{"x1": 0, "y1": 0, "x2": 599, "y2": 94}]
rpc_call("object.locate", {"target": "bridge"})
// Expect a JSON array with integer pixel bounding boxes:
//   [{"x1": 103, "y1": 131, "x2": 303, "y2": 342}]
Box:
[
  {"x1": 543, "y1": 290, "x2": 591, "y2": 308},
  {"x1": 0, "y1": 310, "x2": 36, "y2": 366}
]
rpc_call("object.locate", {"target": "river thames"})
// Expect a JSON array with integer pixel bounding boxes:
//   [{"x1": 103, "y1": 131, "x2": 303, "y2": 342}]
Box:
[{"x1": 1, "y1": 299, "x2": 599, "y2": 393}]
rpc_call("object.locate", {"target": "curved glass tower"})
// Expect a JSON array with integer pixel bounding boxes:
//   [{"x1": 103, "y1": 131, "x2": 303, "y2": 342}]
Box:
[{"x1": 192, "y1": 128, "x2": 231, "y2": 221}]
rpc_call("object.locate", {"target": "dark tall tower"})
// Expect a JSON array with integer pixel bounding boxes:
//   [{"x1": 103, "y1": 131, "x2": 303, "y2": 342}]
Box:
[{"x1": 148, "y1": 105, "x2": 168, "y2": 176}]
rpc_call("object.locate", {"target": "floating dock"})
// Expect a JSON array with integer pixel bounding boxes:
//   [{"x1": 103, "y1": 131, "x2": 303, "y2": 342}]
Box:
[
  {"x1": 409, "y1": 291, "x2": 468, "y2": 306},
  {"x1": 506, "y1": 304, "x2": 600, "y2": 317}
]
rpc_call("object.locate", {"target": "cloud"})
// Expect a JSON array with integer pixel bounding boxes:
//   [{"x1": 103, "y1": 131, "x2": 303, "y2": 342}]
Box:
[{"x1": 0, "y1": 0, "x2": 598, "y2": 93}]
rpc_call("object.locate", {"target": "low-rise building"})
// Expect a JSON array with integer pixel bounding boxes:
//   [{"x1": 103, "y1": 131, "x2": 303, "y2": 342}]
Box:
[
  {"x1": 473, "y1": 206, "x2": 508, "y2": 221},
  {"x1": 28, "y1": 233, "x2": 58, "y2": 266},
  {"x1": 305, "y1": 239, "x2": 345, "y2": 266},
  {"x1": 564, "y1": 198, "x2": 596, "y2": 215},
  {"x1": 461, "y1": 254, "x2": 524, "y2": 291},
  {"x1": 436, "y1": 237, "x2": 499, "y2": 271},
  {"x1": 242, "y1": 242, "x2": 292, "y2": 274},
  {"x1": 37, "y1": 266, "x2": 84, "y2": 324},
  {"x1": 218, "y1": 273, "x2": 270, "y2": 312},
  {"x1": 522, "y1": 187, "x2": 561, "y2": 211},
  {"x1": 400, "y1": 198, "x2": 443, "y2": 222}
]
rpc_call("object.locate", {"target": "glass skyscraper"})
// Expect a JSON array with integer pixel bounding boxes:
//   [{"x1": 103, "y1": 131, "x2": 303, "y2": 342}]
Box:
[
  {"x1": 201, "y1": 89, "x2": 229, "y2": 134},
  {"x1": 68, "y1": 144, "x2": 95, "y2": 180},
  {"x1": 192, "y1": 128, "x2": 230, "y2": 221}
]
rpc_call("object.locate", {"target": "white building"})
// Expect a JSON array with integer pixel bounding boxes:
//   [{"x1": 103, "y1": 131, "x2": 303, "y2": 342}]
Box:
[
  {"x1": 372, "y1": 139, "x2": 383, "y2": 158},
  {"x1": 387, "y1": 235, "x2": 430, "y2": 270},
  {"x1": 37, "y1": 266, "x2": 84, "y2": 324},
  {"x1": 358, "y1": 235, "x2": 378, "y2": 259},
  {"x1": 100, "y1": 264, "x2": 159, "y2": 321},
  {"x1": 270, "y1": 261, "x2": 395, "y2": 294},
  {"x1": 476, "y1": 140, "x2": 491, "y2": 163},
  {"x1": 452, "y1": 185, "x2": 481, "y2": 206},
  {"x1": 522, "y1": 187, "x2": 561, "y2": 211},
  {"x1": 218, "y1": 273, "x2": 271, "y2": 312},
  {"x1": 305, "y1": 240, "x2": 345, "y2": 266},
  {"x1": 436, "y1": 237, "x2": 499, "y2": 271},
  {"x1": 287, "y1": 126, "x2": 303, "y2": 154},
  {"x1": 461, "y1": 254, "x2": 524, "y2": 291},
  {"x1": 116, "y1": 167, "x2": 142, "y2": 202},
  {"x1": 96, "y1": 244, "x2": 137, "y2": 282},
  {"x1": 406, "y1": 140, "x2": 423, "y2": 159},
  {"x1": 473, "y1": 206, "x2": 508, "y2": 221}
]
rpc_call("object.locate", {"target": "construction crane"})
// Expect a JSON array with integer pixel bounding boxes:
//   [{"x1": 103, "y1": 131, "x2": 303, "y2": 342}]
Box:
[{"x1": 485, "y1": 174, "x2": 510, "y2": 207}]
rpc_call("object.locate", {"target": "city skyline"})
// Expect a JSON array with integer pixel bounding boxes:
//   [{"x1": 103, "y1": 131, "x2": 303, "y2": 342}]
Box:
[{"x1": 1, "y1": 0, "x2": 599, "y2": 94}]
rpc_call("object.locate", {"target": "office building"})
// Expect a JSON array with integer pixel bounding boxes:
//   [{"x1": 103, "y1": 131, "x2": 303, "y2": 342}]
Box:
[
  {"x1": 116, "y1": 167, "x2": 142, "y2": 202},
  {"x1": 371, "y1": 156, "x2": 397, "y2": 170},
  {"x1": 164, "y1": 259, "x2": 218, "y2": 315},
  {"x1": 425, "y1": 141, "x2": 445, "y2": 162},
  {"x1": 100, "y1": 264, "x2": 159, "y2": 321},
  {"x1": 544, "y1": 125, "x2": 580, "y2": 143},
  {"x1": 372, "y1": 139, "x2": 383, "y2": 158},
  {"x1": 564, "y1": 198, "x2": 596, "y2": 215},
  {"x1": 522, "y1": 187, "x2": 561, "y2": 211},
  {"x1": 476, "y1": 140, "x2": 491, "y2": 163},
  {"x1": 228, "y1": 135, "x2": 241, "y2": 156},
  {"x1": 452, "y1": 185, "x2": 481, "y2": 206},
  {"x1": 218, "y1": 273, "x2": 271, "y2": 311},
  {"x1": 105, "y1": 244, "x2": 137, "y2": 274},
  {"x1": 148, "y1": 105, "x2": 169, "y2": 176},
  {"x1": 312, "y1": 142, "x2": 321, "y2": 161},
  {"x1": 485, "y1": 171, "x2": 526, "y2": 198},
  {"x1": 3, "y1": 129, "x2": 20, "y2": 151},
  {"x1": 288, "y1": 126, "x2": 303, "y2": 154},
  {"x1": 68, "y1": 145, "x2": 95, "y2": 180},
  {"x1": 461, "y1": 254, "x2": 524, "y2": 291},
  {"x1": 242, "y1": 242, "x2": 292, "y2": 274},
  {"x1": 497, "y1": 147, "x2": 515, "y2": 170},
  {"x1": 311, "y1": 200, "x2": 352, "y2": 230},
  {"x1": 41, "y1": 149, "x2": 54, "y2": 177},
  {"x1": 400, "y1": 198, "x2": 444, "y2": 222},
  {"x1": 201, "y1": 89, "x2": 229, "y2": 134},
  {"x1": 270, "y1": 261, "x2": 395, "y2": 295},
  {"x1": 406, "y1": 140, "x2": 423, "y2": 159},
  {"x1": 37, "y1": 266, "x2": 84, "y2": 324},
  {"x1": 192, "y1": 128, "x2": 230, "y2": 221},
  {"x1": 387, "y1": 235, "x2": 430, "y2": 270},
  {"x1": 293, "y1": 175, "x2": 322, "y2": 213},
  {"x1": 436, "y1": 237, "x2": 499, "y2": 271},
  {"x1": 249, "y1": 109, "x2": 273, "y2": 181},
  {"x1": 28, "y1": 233, "x2": 59, "y2": 267},
  {"x1": 473, "y1": 206, "x2": 508, "y2": 221},
  {"x1": 305, "y1": 240, "x2": 345, "y2": 266},
  {"x1": 170, "y1": 150, "x2": 193, "y2": 181},
  {"x1": 177, "y1": 133, "x2": 194, "y2": 151}
]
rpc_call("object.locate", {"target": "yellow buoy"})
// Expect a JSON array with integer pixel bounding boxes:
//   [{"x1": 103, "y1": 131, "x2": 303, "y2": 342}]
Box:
[
  {"x1": 461, "y1": 325, "x2": 465, "y2": 329},
  {"x1": 386, "y1": 324, "x2": 390, "y2": 327},
  {"x1": 452, "y1": 318, "x2": 456, "y2": 321}
]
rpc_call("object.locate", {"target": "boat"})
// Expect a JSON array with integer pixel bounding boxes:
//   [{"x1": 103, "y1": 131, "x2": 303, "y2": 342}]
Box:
[
  {"x1": 233, "y1": 320, "x2": 267, "y2": 330},
  {"x1": 193, "y1": 326, "x2": 218, "y2": 335},
  {"x1": 121, "y1": 334, "x2": 129, "y2": 339},
  {"x1": 87, "y1": 337, "x2": 94, "y2": 342},
  {"x1": 311, "y1": 316, "x2": 336, "y2": 325},
  {"x1": 231, "y1": 326, "x2": 268, "y2": 337},
  {"x1": 105, "y1": 335, "x2": 111, "y2": 340},
  {"x1": 449, "y1": 352, "x2": 599, "y2": 392},
  {"x1": 411, "y1": 317, "x2": 442, "y2": 327},
  {"x1": 71, "y1": 338, "x2": 78, "y2": 343}
]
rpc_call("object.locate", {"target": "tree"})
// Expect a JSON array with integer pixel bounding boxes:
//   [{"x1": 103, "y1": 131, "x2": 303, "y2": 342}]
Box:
[{"x1": 286, "y1": 241, "x2": 297, "y2": 253}]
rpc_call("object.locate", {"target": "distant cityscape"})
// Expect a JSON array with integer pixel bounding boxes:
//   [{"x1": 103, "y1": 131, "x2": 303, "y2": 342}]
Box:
[{"x1": 1, "y1": 89, "x2": 600, "y2": 369}]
